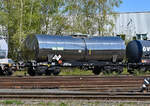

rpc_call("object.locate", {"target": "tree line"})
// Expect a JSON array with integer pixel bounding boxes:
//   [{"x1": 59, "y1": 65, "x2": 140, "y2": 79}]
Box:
[{"x1": 0, "y1": 0, "x2": 122, "y2": 60}]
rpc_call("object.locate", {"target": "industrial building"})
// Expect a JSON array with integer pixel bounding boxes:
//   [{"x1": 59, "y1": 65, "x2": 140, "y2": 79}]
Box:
[{"x1": 113, "y1": 11, "x2": 150, "y2": 40}]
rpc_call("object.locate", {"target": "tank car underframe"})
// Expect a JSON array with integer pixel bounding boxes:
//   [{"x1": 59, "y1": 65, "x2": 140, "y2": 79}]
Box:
[
  {"x1": 26, "y1": 61, "x2": 61, "y2": 76},
  {"x1": 127, "y1": 63, "x2": 150, "y2": 74},
  {"x1": 0, "y1": 64, "x2": 13, "y2": 76},
  {"x1": 26, "y1": 60, "x2": 124, "y2": 76},
  {"x1": 61, "y1": 60, "x2": 124, "y2": 75}
]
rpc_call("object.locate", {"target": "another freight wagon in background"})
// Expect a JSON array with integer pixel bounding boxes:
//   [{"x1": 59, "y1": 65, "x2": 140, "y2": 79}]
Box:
[
  {"x1": 0, "y1": 37, "x2": 13, "y2": 75},
  {"x1": 126, "y1": 40, "x2": 150, "y2": 74}
]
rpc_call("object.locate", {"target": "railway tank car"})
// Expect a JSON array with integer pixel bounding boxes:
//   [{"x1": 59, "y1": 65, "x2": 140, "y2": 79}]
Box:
[
  {"x1": 0, "y1": 37, "x2": 8, "y2": 58},
  {"x1": 126, "y1": 40, "x2": 150, "y2": 73},
  {"x1": 0, "y1": 37, "x2": 12, "y2": 76},
  {"x1": 24, "y1": 34, "x2": 126, "y2": 76}
]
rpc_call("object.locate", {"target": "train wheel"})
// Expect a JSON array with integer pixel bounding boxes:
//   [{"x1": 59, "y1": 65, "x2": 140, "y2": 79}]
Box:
[
  {"x1": 37, "y1": 71, "x2": 43, "y2": 76},
  {"x1": 27, "y1": 68, "x2": 36, "y2": 76},
  {"x1": 140, "y1": 67, "x2": 146, "y2": 72},
  {"x1": 92, "y1": 67, "x2": 101, "y2": 75},
  {"x1": 45, "y1": 71, "x2": 51, "y2": 76},
  {"x1": 53, "y1": 67, "x2": 60, "y2": 76},
  {"x1": 128, "y1": 69, "x2": 134, "y2": 74},
  {"x1": 0, "y1": 71, "x2": 4, "y2": 76},
  {"x1": 0, "y1": 67, "x2": 4, "y2": 76},
  {"x1": 102, "y1": 66, "x2": 112, "y2": 75},
  {"x1": 45, "y1": 68, "x2": 52, "y2": 76},
  {"x1": 103, "y1": 70, "x2": 111, "y2": 75},
  {"x1": 116, "y1": 67, "x2": 123, "y2": 74},
  {"x1": 92, "y1": 70, "x2": 100, "y2": 75},
  {"x1": 6, "y1": 69, "x2": 13, "y2": 76},
  {"x1": 1, "y1": 68, "x2": 12, "y2": 76},
  {"x1": 37, "y1": 66, "x2": 48, "y2": 76}
]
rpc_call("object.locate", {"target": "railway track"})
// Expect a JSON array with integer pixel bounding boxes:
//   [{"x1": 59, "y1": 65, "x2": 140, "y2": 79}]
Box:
[
  {"x1": 0, "y1": 75, "x2": 150, "y2": 100},
  {"x1": 0, "y1": 89, "x2": 150, "y2": 100},
  {"x1": 0, "y1": 76, "x2": 144, "y2": 90}
]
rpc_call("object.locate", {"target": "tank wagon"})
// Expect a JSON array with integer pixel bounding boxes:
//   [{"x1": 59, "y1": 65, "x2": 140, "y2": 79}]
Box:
[
  {"x1": 126, "y1": 40, "x2": 150, "y2": 73},
  {"x1": 0, "y1": 37, "x2": 12, "y2": 76},
  {"x1": 24, "y1": 34, "x2": 126, "y2": 76},
  {"x1": 0, "y1": 37, "x2": 8, "y2": 58}
]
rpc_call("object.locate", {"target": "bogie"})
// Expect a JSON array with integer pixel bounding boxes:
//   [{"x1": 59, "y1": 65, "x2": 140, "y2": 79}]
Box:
[
  {"x1": 0, "y1": 66, "x2": 13, "y2": 76},
  {"x1": 92, "y1": 67, "x2": 101, "y2": 75},
  {"x1": 53, "y1": 68, "x2": 60, "y2": 76},
  {"x1": 27, "y1": 65, "x2": 61, "y2": 76},
  {"x1": 27, "y1": 67, "x2": 36, "y2": 76}
]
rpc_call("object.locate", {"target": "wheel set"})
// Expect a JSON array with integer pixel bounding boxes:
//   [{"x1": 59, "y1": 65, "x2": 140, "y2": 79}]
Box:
[
  {"x1": 0, "y1": 67, "x2": 13, "y2": 76},
  {"x1": 27, "y1": 66, "x2": 60, "y2": 76}
]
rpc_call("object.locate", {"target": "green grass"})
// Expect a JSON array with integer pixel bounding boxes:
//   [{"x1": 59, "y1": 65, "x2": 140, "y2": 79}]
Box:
[
  {"x1": 60, "y1": 68, "x2": 93, "y2": 75},
  {"x1": 39, "y1": 101, "x2": 58, "y2": 106},
  {"x1": 121, "y1": 68, "x2": 129, "y2": 74},
  {"x1": 1, "y1": 100, "x2": 23, "y2": 105},
  {"x1": 59, "y1": 102, "x2": 68, "y2": 106},
  {"x1": 13, "y1": 70, "x2": 27, "y2": 76}
]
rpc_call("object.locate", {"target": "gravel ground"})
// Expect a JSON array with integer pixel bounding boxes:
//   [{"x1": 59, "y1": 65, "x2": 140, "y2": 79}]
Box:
[
  {"x1": 0, "y1": 89, "x2": 150, "y2": 105},
  {"x1": 0, "y1": 99, "x2": 150, "y2": 106}
]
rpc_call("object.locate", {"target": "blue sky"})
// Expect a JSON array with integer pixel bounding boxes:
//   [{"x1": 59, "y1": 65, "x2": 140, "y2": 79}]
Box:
[{"x1": 115, "y1": 0, "x2": 150, "y2": 12}]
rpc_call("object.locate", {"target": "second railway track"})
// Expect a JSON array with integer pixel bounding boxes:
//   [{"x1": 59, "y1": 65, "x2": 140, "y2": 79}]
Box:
[{"x1": 0, "y1": 89, "x2": 150, "y2": 100}]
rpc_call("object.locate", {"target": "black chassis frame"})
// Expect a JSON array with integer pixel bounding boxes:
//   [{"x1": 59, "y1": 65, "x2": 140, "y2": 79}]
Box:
[
  {"x1": 26, "y1": 60, "x2": 125, "y2": 75},
  {"x1": 127, "y1": 62, "x2": 150, "y2": 72}
]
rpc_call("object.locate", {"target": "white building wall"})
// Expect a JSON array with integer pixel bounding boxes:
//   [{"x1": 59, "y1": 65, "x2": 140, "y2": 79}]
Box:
[{"x1": 113, "y1": 12, "x2": 150, "y2": 40}]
